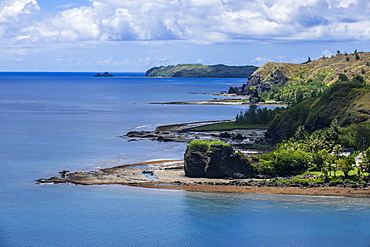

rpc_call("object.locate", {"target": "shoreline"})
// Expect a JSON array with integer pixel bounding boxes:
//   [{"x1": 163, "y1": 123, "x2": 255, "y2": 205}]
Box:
[
  {"x1": 150, "y1": 93, "x2": 287, "y2": 106},
  {"x1": 36, "y1": 121, "x2": 369, "y2": 197},
  {"x1": 37, "y1": 159, "x2": 370, "y2": 196}
]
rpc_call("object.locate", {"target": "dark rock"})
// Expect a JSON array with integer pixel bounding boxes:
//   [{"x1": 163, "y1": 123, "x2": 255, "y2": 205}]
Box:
[
  {"x1": 233, "y1": 134, "x2": 244, "y2": 139},
  {"x1": 59, "y1": 170, "x2": 69, "y2": 178},
  {"x1": 219, "y1": 132, "x2": 231, "y2": 138},
  {"x1": 184, "y1": 144, "x2": 255, "y2": 179},
  {"x1": 142, "y1": 170, "x2": 154, "y2": 175},
  {"x1": 36, "y1": 177, "x2": 67, "y2": 184},
  {"x1": 94, "y1": 72, "x2": 113, "y2": 77}
]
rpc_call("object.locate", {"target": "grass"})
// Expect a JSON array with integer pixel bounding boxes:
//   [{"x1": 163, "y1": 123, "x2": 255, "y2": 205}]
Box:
[
  {"x1": 187, "y1": 140, "x2": 230, "y2": 152},
  {"x1": 295, "y1": 168, "x2": 369, "y2": 179},
  {"x1": 189, "y1": 121, "x2": 268, "y2": 131}
]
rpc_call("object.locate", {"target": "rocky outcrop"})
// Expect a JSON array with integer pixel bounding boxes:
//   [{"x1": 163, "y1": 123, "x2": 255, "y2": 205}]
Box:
[
  {"x1": 228, "y1": 68, "x2": 288, "y2": 97},
  {"x1": 184, "y1": 144, "x2": 255, "y2": 179}
]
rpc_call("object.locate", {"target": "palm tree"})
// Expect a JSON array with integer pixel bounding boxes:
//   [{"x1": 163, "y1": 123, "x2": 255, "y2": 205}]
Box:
[{"x1": 294, "y1": 125, "x2": 307, "y2": 141}]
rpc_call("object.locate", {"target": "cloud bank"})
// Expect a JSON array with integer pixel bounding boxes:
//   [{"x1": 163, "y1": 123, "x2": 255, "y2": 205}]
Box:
[{"x1": 1, "y1": 0, "x2": 370, "y2": 45}]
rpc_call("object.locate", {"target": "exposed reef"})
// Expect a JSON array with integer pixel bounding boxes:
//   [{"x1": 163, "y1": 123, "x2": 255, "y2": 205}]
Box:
[
  {"x1": 122, "y1": 121, "x2": 267, "y2": 149},
  {"x1": 36, "y1": 159, "x2": 370, "y2": 196}
]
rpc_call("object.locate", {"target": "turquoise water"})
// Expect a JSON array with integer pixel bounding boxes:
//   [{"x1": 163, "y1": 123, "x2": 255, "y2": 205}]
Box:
[{"x1": 1, "y1": 72, "x2": 370, "y2": 246}]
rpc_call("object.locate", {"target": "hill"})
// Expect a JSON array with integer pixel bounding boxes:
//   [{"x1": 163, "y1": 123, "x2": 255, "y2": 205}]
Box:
[
  {"x1": 265, "y1": 80, "x2": 370, "y2": 144},
  {"x1": 145, "y1": 64, "x2": 258, "y2": 78},
  {"x1": 229, "y1": 51, "x2": 370, "y2": 104}
]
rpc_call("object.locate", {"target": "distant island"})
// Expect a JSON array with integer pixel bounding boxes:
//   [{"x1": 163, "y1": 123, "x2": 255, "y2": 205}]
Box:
[
  {"x1": 145, "y1": 64, "x2": 258, "y2": 78},
  {"x1": 94, "y1": 72, "x2": 113, "y2": 77}
]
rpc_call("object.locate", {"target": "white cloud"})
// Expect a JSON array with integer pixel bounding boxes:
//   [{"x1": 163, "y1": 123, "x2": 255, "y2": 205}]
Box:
[
  {"x1": 323, "y1": 49, "x2": 334, "y2": 57},
  {"x1": 2, "y1": 0, "x2": 370, "y2": 45},
  {"x1": 0, "y1": 0, "x2": 39, "y2": 22}
]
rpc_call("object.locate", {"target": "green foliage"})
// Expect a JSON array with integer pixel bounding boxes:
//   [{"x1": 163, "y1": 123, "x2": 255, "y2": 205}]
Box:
[
  {"x1": 262, "y1": 74, "x2": 327, "y2": 104},
  {"x1": 353, "y1": 75, "x2": 365, "y2": 84},
  {"x1": 267, "y1": 77, "x2": 370, "y2": 143},
  {"x1": 336, "y1": 156, "x2": 355, "y2": 178},
  {"x1": 187, "y1": 140, "x2": 229, "y2": 152},
  {"x1": 329, "y1": 178, "x2": 342, "y2": 185},
  {"x1": 266, "y1": 99, "x2": 312, "y2": 141},
  {"x1": 354, "y1": 49, "x2": 360, "y2": 60},
  {"x1": 189, "y1": 121, "x2": 267, "y2": 131},
  {"x1": 360, "y1": 147, "x2": 370, "y2": 175},
  {"x1": 339, "y1": 122, "x2": 370, "y2": 150},
  {"x1": 259, "y1": 149, "x2": 312, "y2": 176},
  {"x1": 235, "y1": 105, "x2": 285, "y2": 125},
  {"x1": 261, "y1": 120, "x2": 365, "y2": 179},
  {"x1": 338, "y1": 73, "x2": 349, "y2": 81}
]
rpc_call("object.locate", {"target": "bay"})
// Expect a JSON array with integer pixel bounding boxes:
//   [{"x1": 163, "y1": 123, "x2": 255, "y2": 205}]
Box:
[{"x1": 1, "y1": 72, "x2": 370, "y2": 246}]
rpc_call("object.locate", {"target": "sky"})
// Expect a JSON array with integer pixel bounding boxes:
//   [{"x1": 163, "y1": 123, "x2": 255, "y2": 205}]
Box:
[{"x1": 1, "y1": 0, "x2": 370, "y2": 72}]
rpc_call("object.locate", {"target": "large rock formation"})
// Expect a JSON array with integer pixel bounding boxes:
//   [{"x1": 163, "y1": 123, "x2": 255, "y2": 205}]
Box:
[
  {"x1": 184, "y1": 144, "x2": 255, "y2": 179},
  {"x1": 228, "y1": 68, "x2": 288, "y2": 96}
]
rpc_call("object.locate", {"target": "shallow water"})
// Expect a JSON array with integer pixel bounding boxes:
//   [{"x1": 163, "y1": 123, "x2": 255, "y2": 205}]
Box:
[{"x1": 1, "y1": 72, "x2": 370, "y2": 246}]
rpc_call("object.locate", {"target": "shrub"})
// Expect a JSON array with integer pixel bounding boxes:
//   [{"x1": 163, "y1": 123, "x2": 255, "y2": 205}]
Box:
[
  {"x1": 329, "y1": 178, "x2": 342, "y2": 185},
  {"x1": 343, "y1": 179, "x2": 357, "y2": 184},
  {"x1": 260, "y1": 149, "x2": 312, "y2": 176},
  {"x1": 187, "y1": 140, "x2": 229, "y2": 152}
]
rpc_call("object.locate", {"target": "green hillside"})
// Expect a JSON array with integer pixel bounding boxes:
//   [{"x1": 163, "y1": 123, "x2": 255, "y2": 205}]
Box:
[
  {"x1": 265, "y1": 80, "x2": 370, "y2": 144},
  {"x1": 145, "y1": 64, "x2": 258, "y2": 78},
  {"x1": 233, "y1": 51, "x2": 370, "y2": 104}
]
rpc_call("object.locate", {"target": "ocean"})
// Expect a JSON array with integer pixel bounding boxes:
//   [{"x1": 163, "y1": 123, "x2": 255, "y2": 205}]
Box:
[{"x1": 1, "y1": 72, "x2": 370, "y2": 246}]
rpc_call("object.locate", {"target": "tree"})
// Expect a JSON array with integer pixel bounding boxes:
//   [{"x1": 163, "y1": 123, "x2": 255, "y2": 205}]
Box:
[
  {"x1": 361, "y1": 147, "x2": 370, "y2": 174},
  {"x1": 327, "y1": 119, "x2": 340, "y2": 144},
  {"x1": 294, "y1": 125, "x2": 307, "y2": 141},
  {"x1": 337, "y1": 156, "x2": 355, "y2": 178},
  {"x1": 270, "y1": 149, "x2": 312, "y2": 176},
  {"x1": 338, "y1": 73, "x2": 349, "y2": 81},
  {"x1": 354, "y1": 49, "x2": 360, "y2": 60}
]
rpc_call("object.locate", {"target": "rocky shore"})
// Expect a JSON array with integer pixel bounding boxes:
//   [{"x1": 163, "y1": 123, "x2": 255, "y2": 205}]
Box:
[
  {"x1": 36, "y1": 159, "x2": 370, "y2": 196},
  {"x1": 122, "y1": 120, "x2": 268, "y2": 152}
]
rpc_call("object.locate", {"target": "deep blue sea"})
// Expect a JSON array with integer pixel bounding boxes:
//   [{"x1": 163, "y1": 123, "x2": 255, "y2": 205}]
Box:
[{"x1": 1, "y1": 72, "x2": 370, "y2": 246}]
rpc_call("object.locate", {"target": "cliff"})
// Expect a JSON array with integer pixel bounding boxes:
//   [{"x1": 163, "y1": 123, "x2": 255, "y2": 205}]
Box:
[{"x1": 146, "y1": 64, "x2": 258, "y2": 78}]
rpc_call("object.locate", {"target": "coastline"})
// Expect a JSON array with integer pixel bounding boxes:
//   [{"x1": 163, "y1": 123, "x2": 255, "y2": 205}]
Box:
[
  {"x1": 150, "y1": 93, "x2": 287, "y2": 106},
  {"x1": 36, "y1": 119, "x2": 369, "y2": 197},
  {"x1": 37, "y1": 159, "x2": 370, "y2": 196}
]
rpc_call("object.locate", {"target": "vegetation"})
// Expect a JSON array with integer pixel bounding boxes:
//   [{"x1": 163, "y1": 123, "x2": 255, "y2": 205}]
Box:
[
  {"x1": 250, "y1": 60, "x2": 370, "y2": 182},
  {"x1": 186, "y1": 51, "x2": 370, "y2": 185},
  {"x1": 256, "y1": 120, "x2": 364, "y2": 180},
  {"x1": 248, "y1": 51, "x2": 370, "y2": 105},
  {"x1": 188, "y1": 105, "x2": 285, "y2": 131},
  {"x1": 260, "y1": 74, "x2": 327, "y2": 104},
  {"x1": 189, "y1": 121, "x2": 268, "y2": 131},
  {"x1": 235, "y1": 104, "x2": 285, "y2": 125},
  {"x1": 146, "y1": 64, "x2": 258, "y2": 78},
  {"x1": 187, "y1": 140, "x2": 230, "y2": 152},
  {"x1": 266, "y1": 77, "x2": 370, "y2": 142}
]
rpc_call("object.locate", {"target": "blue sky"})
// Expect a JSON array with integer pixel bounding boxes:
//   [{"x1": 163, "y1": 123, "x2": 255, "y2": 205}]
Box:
[{"x1": 1, "y1": 0, "x2": 370, "y2": 72}]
